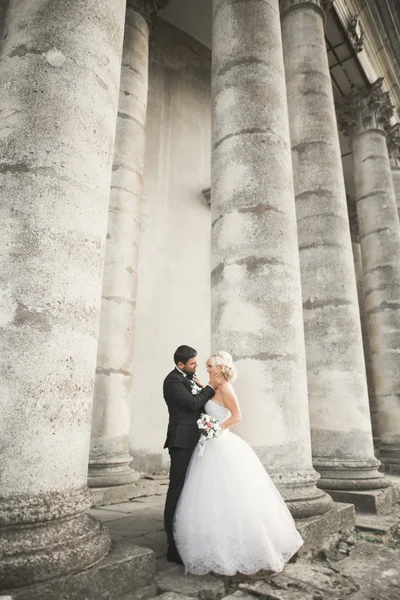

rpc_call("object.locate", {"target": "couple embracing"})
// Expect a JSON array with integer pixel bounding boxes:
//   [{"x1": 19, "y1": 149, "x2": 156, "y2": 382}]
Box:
[{"x1": 163, "y1": 345, "x2": 303, "y2": 576}]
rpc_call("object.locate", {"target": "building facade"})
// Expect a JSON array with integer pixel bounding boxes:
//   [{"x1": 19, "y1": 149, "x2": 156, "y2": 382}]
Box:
[{"x1": 0, "y1": 0, "x2": 399, "y2": 594}]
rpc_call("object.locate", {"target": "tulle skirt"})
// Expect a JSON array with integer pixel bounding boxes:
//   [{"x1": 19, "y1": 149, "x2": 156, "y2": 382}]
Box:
[{"x1": 173, "y1": 431, "x2": 303, "y2": 576}]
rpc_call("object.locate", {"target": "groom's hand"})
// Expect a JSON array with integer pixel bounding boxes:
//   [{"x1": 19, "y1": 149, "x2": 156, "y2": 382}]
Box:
[{"x1": 193, "y1": 375, "x2": 204, "y2": 389}]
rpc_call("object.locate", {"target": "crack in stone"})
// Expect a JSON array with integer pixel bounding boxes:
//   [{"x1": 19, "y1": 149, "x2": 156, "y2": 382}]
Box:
[
  {"x1": 0, "y1": 163, "x2": 56, "y2": 175},
  {"x1": 367, "y1": 301, "x2": 400, "y2": 314},
  {"x1": 111, "y1": 185, "x2": 139, "y2": 197},
  {"x1": 238, "y1": 203, "x2": 285, "y2": 216},
  {"x1": 102, "y1": 295, "x2": 136, "y2": 306},
  {"x1": 232, "y1": 352, "x2": 297, "y2": 362},
  {"x1": 213, "y1": 127, "x2": 286, "y2": 151},
  {"x1": 211, "y1": 215, "x2": 223, "y2": 227},
  {"x1": 125, "y1": 21, "x2": 147, "y2": 42},
  {"x1": 235, "y1": 256, "x2": 287, "y2": 270},
  {"x1": 292, "y1": 139, "x2": 332, "y2": 155},
  {"x1": 96, "y1": 367, "x2": 131, "y2": 377},
  {"x1": 362, "y1": 154, "x2": 386, "y2": 162},
  {"x1": 364, "y1": 283, "x2": 400, "y2": 297},
  {"x1": 360, "y1": 227, "x2": 390, "y2": 240},
  {"x1": 121, "y1": 63, "x2": 143, "y2": 78},
  {"x1": 297, "y1": 212, "x2": 345, "y2": 223},
  {"x1": 303, "y1": 298, "x2": 352, "y2": 310},
  {"x1": 112, "y1": 163, "x2": 142, "y2": 177},
  {"x1": 357, "y1": 190, "x2": 387, "y2": 203},
  {"x1": 216, "y1": 56, "x2": 277, "y2": 78},
  {"x1": 95, "y1": 74, "x2": 108, "y2": 90},
  {"x1": 301, "y1": 89, "x2": 331, "y2": 99},
  {"x1": 364, "y1": 264, "x2": 396, "y2": 276},
  {"x1": 9, "y1": 44, "x2": 45, "y2": 58},
  {"x1": 212, "y1": 256, "x2": 288, "y2": 279},
  {"x1": 300, "y1": 242, "x2": 346, "y2": 251},
  {"x1": 295, "y1": 188, "x2": 334, "y2": 202},
  {"x1": 117, "y1": 111, "x2": 142, "y2": 127}
]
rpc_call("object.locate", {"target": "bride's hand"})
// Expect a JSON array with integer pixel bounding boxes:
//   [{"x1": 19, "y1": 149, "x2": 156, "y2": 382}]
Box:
[
  {"x1": 209, "y1": 372, "x2": 224, "y2": 389},
  {"x1": 193, "y1": 375, "x2": 204, "y2": 389}
]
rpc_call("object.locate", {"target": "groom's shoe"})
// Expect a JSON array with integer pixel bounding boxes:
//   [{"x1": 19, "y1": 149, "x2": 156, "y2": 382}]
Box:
[{"x1": 167, "y1": 548, "x2": 184, "y2": 565}]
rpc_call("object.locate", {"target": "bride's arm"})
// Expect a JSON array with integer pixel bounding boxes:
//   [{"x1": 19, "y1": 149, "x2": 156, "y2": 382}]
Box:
[{"x1": 219, "y1": 384, "x2": 241, "y2": 430}]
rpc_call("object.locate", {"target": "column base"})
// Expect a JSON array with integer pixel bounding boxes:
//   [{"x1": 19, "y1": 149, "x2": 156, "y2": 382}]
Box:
[
  {"x1": 378, "y1": 443, "x2": 400, "y2": 475},
  {"x1": 325, "y1": 477, "x2": 400, "y2": 514},
  {"x1": 314, "y1": 456, "x2": 389, "y2": 490},
  {"x1": 0, "y1": 487, "x2": 111, "y2": 591},
  {"x1": 274, "y1": 469, "x2": 333, "y2": 518},
  {"x1": 88, "y1": 457, "x2": 141, "y2": 488},
  {"x1": 1, "y1": 539, "x2": 155, "y2": 600}
]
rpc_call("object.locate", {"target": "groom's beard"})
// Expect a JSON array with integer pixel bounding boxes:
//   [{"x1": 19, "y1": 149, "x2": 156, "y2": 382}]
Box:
[{"x1": 182, "y1": 367, "x2": 195, "y2": 379}]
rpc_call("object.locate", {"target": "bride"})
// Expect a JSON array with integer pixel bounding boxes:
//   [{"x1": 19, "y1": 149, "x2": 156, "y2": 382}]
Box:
[{"x1": 173, "y1": 351, "x2": 303, "y2": 576}]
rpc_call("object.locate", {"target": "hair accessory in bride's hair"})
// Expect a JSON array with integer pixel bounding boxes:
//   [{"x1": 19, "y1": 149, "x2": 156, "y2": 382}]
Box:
[{"x1": 210, "y1": 351, "x2": 237, "y2": 383}]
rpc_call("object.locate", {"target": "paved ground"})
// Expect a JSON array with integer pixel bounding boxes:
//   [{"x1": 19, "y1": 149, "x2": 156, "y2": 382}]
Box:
[
  {"x1": 90, "y1": 494, "x2": 400, "y2": 600},
  {"x1": 90, "y1": 494, "x2": 167, "y2": 561}
]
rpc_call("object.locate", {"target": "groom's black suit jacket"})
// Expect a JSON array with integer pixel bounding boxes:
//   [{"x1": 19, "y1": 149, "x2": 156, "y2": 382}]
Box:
[{"x1": 163, "y1": 368, "x2": 215, "y2": 450}]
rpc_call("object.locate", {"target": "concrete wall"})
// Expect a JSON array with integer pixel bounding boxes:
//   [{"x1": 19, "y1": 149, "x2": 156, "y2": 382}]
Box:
[{"x1": 130, "y1": 19, "x2": 212, "y2": 473}]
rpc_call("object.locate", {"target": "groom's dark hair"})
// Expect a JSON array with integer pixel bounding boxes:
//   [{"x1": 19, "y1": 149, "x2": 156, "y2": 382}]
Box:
[{"x1": 174, "y1": 345, "x2": 197, "y2": 365}]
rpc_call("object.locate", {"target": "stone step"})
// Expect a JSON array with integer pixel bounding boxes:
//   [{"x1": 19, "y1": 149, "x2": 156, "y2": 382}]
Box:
[
  {"x1": 155, "y1": 568, "x2": 226, "y2": 600},
  {"x1": 239, "y1": 580, "x2": 315, "y2": 600},
  {"x1": 122, "y1": 584, "x2": 158, "y2": 600},
  {"x1": 2, "y1": 540, "x2": 155, "y2": 600},
  {"x1": 326, "y1": 477, "x2": 400, "y2": 514},
  {"x1": 238, "y1": 559, "x2": 359, "y2": 599},
  {"x1": 295, "y1": 502, "x2": 355, "y2": 554},
  {"x1": 91, "y1": 478, "x2": 166, "y2": 507},
  {"x1": 355, "y1": 511, "x2": 400, "y2": 541},
  {"x1": 147, "y1": 593, "x2": 198, "y2": 600}
]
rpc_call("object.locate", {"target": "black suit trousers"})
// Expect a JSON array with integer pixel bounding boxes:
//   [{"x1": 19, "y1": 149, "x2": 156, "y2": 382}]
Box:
[{"x1": 164, "y1": 446, "x2": 194, "y2": 553}]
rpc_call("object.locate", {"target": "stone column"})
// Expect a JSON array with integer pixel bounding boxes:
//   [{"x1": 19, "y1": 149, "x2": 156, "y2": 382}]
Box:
[
  {"x1": 212, "y1": 0, "x2": 331, "y2": 517},
  {"x1": 88, "y1": 0, "x2": 162, "y2": 493},
  {"x1": 280, "y1": 0, "x2": 384, "y2": 490},
  {"x1": 388, "y1": 123, "x2": 400, "y2": 223},
  {"x1": 348, "y1": 203, "x2": 380, "y2": 446},
  {"x1": 0, "y1": 0, "x2": 125, "y2": 591},
  {"x1": 338, "y1": 79, "x2": 400, "y2": 475}
]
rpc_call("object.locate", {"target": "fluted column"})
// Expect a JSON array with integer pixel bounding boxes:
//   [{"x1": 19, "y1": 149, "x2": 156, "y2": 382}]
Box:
[
  {"x1": 212, "y1": 0, "x2": 331, "y2": 518},
  {"x1": 280, "y1": 0, "x2": 384, "y2": 490},
  {"x1": 0, "y1": 0, "x2": 126, "y2": 591},
  {"x1": 388, "y1": 124, "x2": 400, "y2": 223},
  {"x1": 338, "y1": 79, "x2": 400, "y2": 475},
  {"x1": 88, "y1": 0, "x2": 163, "y2": 490}
]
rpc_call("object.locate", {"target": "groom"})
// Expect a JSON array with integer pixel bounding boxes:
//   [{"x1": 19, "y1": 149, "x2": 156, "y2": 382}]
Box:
[{"x1": 163, "y1": 345, "x2": 218, "y2": 564}]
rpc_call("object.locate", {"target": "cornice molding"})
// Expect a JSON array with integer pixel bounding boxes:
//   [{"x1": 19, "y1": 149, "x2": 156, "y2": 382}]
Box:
[{"x1": 348, "y1": 14, "x2": 365, "y2": 53}]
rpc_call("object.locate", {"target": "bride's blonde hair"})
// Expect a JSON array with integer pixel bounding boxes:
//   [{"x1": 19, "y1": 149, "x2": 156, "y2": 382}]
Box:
[{"x1": 209, "y1": 351, "x2": 237, "y2": 383}]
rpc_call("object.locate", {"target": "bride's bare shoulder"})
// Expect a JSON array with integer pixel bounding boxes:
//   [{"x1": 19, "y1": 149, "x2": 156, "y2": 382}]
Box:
[{"x1": 220, "y1": 382, "x2": 237, "y2": 399}]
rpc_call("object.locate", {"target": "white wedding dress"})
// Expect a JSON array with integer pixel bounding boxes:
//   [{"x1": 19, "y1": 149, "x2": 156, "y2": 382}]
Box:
[{"x1": 173, "y1": 400, "x2": 303, "y2": 576}]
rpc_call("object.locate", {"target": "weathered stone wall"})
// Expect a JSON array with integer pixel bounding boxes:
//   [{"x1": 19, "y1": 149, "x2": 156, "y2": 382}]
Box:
[
  {"x1": 130, "y1": 18, "x2": 212, "y2": 472},
  {"x1": 393, "y1": 167, "x2": 400, "y2": 223}
]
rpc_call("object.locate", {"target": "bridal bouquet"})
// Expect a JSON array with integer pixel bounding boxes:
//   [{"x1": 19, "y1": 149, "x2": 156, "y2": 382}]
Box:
[{"x1": 197, "y1": 413, "x2": 222, "y2": 456}]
